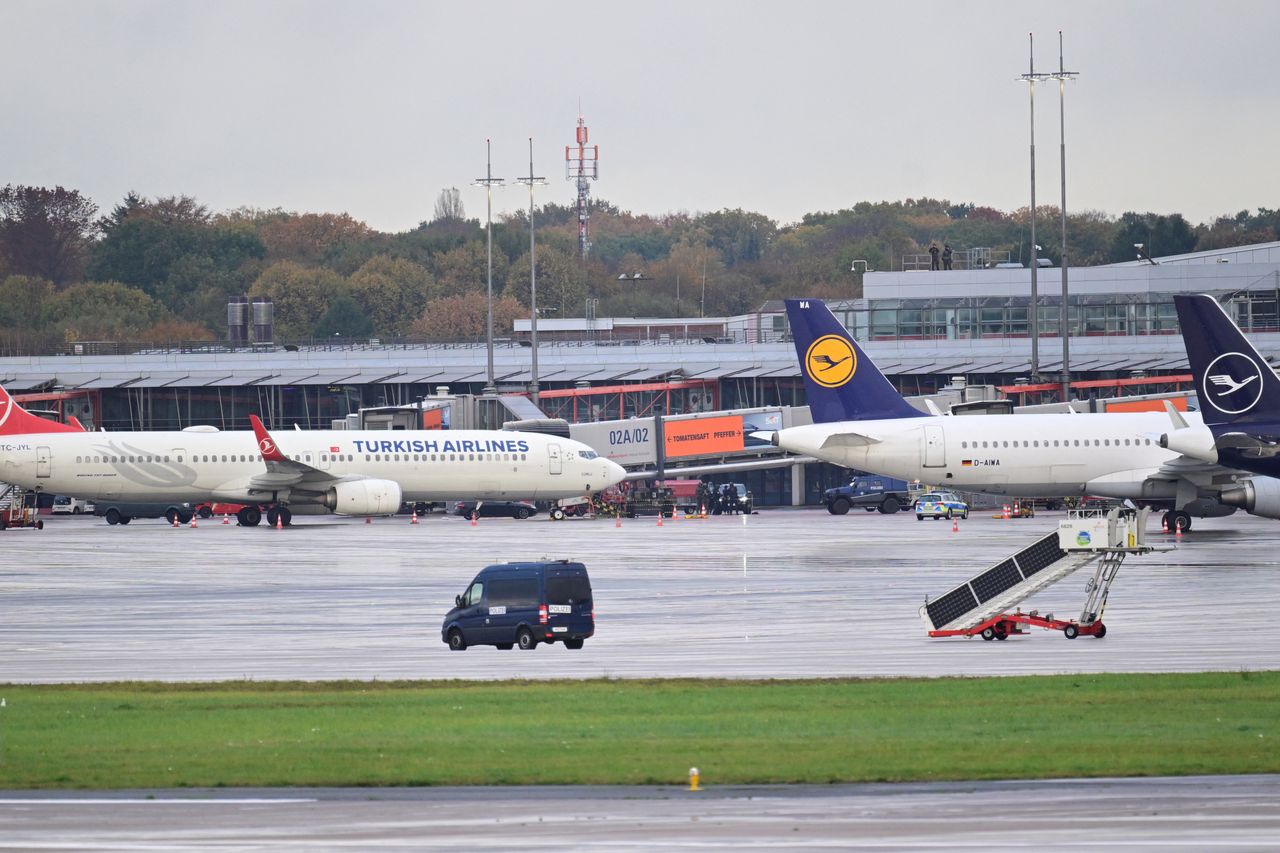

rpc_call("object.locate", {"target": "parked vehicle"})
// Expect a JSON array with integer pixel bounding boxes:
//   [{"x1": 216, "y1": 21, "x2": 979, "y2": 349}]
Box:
[
  {"x1": 824, "y1": 475, "x2": 921, "y2": 515},
  {"x1": 194, "y1": 501, "x2": 245, "y2": 519},
  {"x1": 915, "y1": 492, "x2": 969, "y2": 521},
  {"x1": 715, "y1": 482, "x2": 754, "y2": 514},
  {"x1": 93, "y1": 501, "x2": 196, "y2": 526},
  {"x1": 51, "y1": 496, "x2": 94, "y2": 514},
  {"x1": 452, "y1": 500, "x2": 539, "y2": 520},
  {"x1": 442, "y1": 560, "x2": 594, "y2": 651}
]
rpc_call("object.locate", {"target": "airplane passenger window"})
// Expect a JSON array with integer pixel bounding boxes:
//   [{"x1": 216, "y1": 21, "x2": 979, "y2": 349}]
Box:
[
  {"x1": 364, "y1": 455, "x2": 371, "y2": 461},
  {"x1": 76, "y1": 456, "x2": 81, "y2": 463},
  {"x1": 1002, "y1": 441, "x2": 1009, "y2": 447}
]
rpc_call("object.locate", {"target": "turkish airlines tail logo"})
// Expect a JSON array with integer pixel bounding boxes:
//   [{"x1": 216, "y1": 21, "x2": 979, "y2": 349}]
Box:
[{"x1": 259, "y1": 437, "x2": 276, "y2": 456}]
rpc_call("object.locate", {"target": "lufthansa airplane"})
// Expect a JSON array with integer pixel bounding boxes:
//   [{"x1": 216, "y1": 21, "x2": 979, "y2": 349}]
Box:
[
  {"x1": 1161, "y1": 293, "x2": 1280, "y2": 519},
  {"x1": 766, "y1": 298, "x2": 1280, "y2": 532},
  {"x1": 0, "y1": 385, "x2": 626, "y2": 526}
]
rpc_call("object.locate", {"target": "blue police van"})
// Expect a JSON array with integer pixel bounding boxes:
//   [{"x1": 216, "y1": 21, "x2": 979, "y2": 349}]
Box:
[{"x1": 442, "y1": 560, "x2": 594, "y2": 651}]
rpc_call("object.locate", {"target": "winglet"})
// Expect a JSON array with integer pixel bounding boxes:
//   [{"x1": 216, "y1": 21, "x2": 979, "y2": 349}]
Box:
[
  {"x1": 1163, "y1": 399, "x2": 1189, "y2": 431},
  {"x1": 68, "y1": 415, "x2": 87, "y2": 431},
  {"x1": 249, "y1": 414, "x2": 288, "y2": 462}
]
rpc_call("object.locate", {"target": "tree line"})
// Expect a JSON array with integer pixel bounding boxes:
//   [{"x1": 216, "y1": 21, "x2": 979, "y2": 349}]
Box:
[{"x1": 0, "y1": 183, "x2": 1276, "y2": 350}]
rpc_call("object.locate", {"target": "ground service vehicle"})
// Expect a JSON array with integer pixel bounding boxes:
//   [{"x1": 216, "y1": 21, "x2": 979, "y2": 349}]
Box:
[
  {"x1": 442, "y1": 560, "x2": 594, "y2": 651},
  {"x1": 94, "y1": 501, "x2": 196, "y2": 525},
  {"x1": 452, "y1": 500, "x2": 539, "y2": 519},
  {"x1": 51, "y1": 496, "x2": 93, "y2": 514},
  {"x1": 915, "y1": 492, "x2": 969, "y2": 521},
  {"x1": 824, "y1": 475, "x2": 920, "y2": 514}
]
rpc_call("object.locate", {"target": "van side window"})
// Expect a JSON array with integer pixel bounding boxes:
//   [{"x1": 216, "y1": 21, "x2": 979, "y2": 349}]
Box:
[
  {"x1": 464, "y1": 582, "x2": 484, "y2": 607},
  {"x1": 488, "y1": 577, "x2": 539, "y2": 607},
  {"x1": 546, "y1": 575, "x2": 591, "y2": 606}
]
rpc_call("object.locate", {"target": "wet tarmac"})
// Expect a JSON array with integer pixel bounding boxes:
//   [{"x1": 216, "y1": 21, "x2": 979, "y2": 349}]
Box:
[
  {"x1": 2, "y1": 775, "x2": 1278, "y2": 850},
  {"x1": 2, "y1": 508, "x2": 1278, "y2": 682}
]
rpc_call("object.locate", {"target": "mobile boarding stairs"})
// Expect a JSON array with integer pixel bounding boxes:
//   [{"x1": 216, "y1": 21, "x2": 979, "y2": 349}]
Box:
[{"x1": 921, "y1": 508, "x2": 1161, "y2": 641}]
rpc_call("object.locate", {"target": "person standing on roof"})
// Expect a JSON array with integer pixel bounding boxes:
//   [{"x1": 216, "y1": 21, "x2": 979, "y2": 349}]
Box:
[
  {"x1": 942, "y1": 244, "x2": 954, "y2": 270},
  {"x1": 928, "y1": 243, "x2": 941, "y2": 270}
]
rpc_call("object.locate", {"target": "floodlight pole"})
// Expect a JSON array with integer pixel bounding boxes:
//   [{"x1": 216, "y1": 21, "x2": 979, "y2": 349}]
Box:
[
  {"x1": 473, "y1": 139, "x2": 505, "y2": 395},
  {"x1": 1053, "y1": 32, "x2": 1079, "y2": 404},
  {"x1": 515, "y1": 138, "x2": 547, "y2": 403},
  {"x1": 1020, "y1": 34, "x2": 1051, "y2": 383}
]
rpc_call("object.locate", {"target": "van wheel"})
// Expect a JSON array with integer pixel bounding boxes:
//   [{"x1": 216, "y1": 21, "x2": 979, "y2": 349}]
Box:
[
  {"x1": 447, "y1": 629, "x2": 467, "y2": 651},
  {"x1": 516, "y1": 628, "x2": 538, "y2": 650},
  {"x1": 496, "y1": 643, "x2": 514, "y2": 650},
  {"x1": 829, "y1": 498, "x2": 850, "y2": 515},
  {"x1": 564, "y1": 638, "x2": 584, "y2": 650},
  {"x1": 105, "y1": 508, "x2": 121, "y2": 525}
]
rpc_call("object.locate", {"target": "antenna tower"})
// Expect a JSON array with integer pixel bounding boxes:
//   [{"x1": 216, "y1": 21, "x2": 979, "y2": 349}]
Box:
[{"x1": 565, "y1": 113, "x2": 599, "y2": 260}]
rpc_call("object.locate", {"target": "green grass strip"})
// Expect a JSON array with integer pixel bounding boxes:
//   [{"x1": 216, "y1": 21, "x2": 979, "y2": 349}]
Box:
[{"x1": 0, "y1": 673, "x2": 1277, "y2": 789}]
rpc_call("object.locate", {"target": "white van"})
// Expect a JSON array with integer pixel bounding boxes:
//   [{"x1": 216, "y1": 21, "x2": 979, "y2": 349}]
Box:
[{"x1": 51, "y1": 496, "x2": 93, "y2": 514}]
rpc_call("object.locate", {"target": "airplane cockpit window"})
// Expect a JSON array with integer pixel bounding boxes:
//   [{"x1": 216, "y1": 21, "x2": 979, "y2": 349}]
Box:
[{"x1": 580, "y1": 450, "x2": 598, "y2": 459}]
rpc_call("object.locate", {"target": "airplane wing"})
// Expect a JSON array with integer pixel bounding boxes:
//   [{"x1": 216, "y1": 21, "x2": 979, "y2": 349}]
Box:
[{"x1": 247, "y1": 414, "x2": 343, "y2": 497}]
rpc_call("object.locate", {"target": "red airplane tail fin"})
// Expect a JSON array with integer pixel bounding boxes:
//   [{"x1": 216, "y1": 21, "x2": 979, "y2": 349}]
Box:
[{"x1": 0, "y1": 385, "x2": 84, "y2": 435}]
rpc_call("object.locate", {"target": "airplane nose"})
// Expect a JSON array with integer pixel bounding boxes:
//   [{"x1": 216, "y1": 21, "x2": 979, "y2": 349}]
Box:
[{"x1": 604, "y1": 459, "x2": 626, "y2": 486}]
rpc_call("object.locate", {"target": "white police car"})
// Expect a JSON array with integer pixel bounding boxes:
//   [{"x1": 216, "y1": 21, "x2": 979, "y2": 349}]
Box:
[{"x1": 915, "y1": 492, "x2": 968, "y2": 521}]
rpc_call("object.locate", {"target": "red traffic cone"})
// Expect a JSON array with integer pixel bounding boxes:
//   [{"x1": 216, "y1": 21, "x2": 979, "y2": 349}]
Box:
[
  {"x1": 410, "y1": 512, "x2": 419, "y2": 525},
  {"x1": 952, "y1": 516, "x2": 959, "y2": 533},
  {"x1": 1175, "y1": 518, "x2": 1183, "y2": 538},
  {"x1": 189, "y1": 514, "x2": 198, "y2": 528},
  {"x1": 221, "y1": 513, "x2": 230, "y2": 525},
  {"x1": 172, "y1": 516, "x2": 180, "y2": 528},
  {"x1": 1002, "y1": 504, "x2": 1010, "y2": 519},
  {"x1": 1161, "y1": 516, "x2": 1169, "y2": 534},
  {"x1": 614, "y1": 513, "x2": 621, "y2": 528},
  {"x1": 656, "y1": 512, "x2": 663, "y2": 527},
  {"x1": 470, "y1": 512, "x2": 477, "y2": 527}
]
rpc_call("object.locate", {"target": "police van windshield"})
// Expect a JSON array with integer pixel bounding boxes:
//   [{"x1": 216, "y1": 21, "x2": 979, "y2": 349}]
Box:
[{"x1": 546, "y1": 575, "x2": 591, "y2": 606}]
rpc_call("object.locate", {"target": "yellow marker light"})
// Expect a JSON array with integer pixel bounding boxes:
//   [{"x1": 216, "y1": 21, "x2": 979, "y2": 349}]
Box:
[{"x1": 688, "y1": 766, "x2": 700, "y2": 791}]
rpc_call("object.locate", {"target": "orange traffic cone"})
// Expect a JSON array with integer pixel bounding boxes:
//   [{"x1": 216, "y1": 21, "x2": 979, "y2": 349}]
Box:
[
  {"x1": 952, "y1": 516, "x2": 959, "y2": 533},
  {"x1": 221, "y1": 513, "x2": 230, "y2": 525},
  {"x1": 276, "y1": 513, "x2": 283, "y2": 530},
  {"x1": 410, "y1": 512, "x2": 419, "y2": 525},
  {"x1": 1161, "y1": 515, "x2": 1169, "y2": 534},
  {"x1": 172, "y1": 516, "x2": 180, "y2": 528},
  {"x1": 1002, "y1": 504, "x2": 1011, "y2": 519},
  {"x1": 1175, "y1": 518, "x2": 1183, "y2": 538},
  {"x1": 189, "y1": 514, "x2": 198, "y2": 528},
  {"x1": 614, "y1": 513, "x2": 621, "y2": 528},
  {"x1": 470, "y1": 512, "x2": 477, "y2": 527},
  {"x1": 656, "y1": 512, "x2": 663, "y2": 527}
]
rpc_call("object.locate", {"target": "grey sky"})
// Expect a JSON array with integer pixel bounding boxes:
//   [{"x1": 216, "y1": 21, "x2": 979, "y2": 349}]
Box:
[{"x1": 4, "y1": 0, "x2": 1277, "y2": 233}]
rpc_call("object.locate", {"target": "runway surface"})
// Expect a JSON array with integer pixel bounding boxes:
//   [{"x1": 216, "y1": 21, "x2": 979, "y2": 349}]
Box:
[
  {"x1": 2, "y1": 775, "x2": 1278, "y2": 849},
  {"x1": 2, "y1": 508, "x2": 1278, "y2": 682}
]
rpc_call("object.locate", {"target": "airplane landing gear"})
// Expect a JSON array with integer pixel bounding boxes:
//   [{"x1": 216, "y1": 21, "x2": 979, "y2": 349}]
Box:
[
  {"x1": 265, "y1": 506, "x2": 293, "y2": 527},
  {"x1": 1161, "y1": 509, "x2": 1192, "y2": 533},
  {"x1": 237, "y1": 506, "x2": 262, "y2": 527}
]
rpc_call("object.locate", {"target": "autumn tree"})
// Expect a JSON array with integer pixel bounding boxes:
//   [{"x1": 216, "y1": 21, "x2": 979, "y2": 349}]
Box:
[
  {"x1": 433, "y1": 187, "x2": 466, "y2": 222},
  {"x1": 48, "y1": 282, "x2": 168, "y2": 341},
  {"x1": 255, "y1": 212, "x2": 374, "y2": 267},
  {"x1": 314, "y1": 294, "x2": 374, "y2": 338},
  {"x1": 346, "y1": 255, "x2": 437, "y2": 336},
  {"x1": 0, "y1": 185, "x2": 98, "y2": 286},
  {"x1": 430, "y1": 240, "x2": 508, "y2": 296},
  {"x1": 412, "y1": 292, "x2": 525, "y2": 339},
  {"x1": 504, "y1": 243, "x2": 588, "y2": 317},
  {"x1": 249, "y1": 261, "x2": 347, "y2": 339},
  {"x1": 0, "y1": 275, "x2": 55, "y2": 330}
]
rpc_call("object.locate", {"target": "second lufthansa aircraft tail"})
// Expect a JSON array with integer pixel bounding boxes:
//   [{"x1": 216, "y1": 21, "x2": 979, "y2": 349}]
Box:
[
  {"x1": 1174, "y1": 293, "x2": 1280, "y2": 427},
  {"x1": 785, "y1": 299, "x2": 928, "y2": 424}
]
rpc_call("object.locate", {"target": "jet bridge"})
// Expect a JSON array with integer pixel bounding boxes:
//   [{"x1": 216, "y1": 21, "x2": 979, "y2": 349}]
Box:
[{"x1": 921, "y1": 508, "x2": 1158, "y2": 641}]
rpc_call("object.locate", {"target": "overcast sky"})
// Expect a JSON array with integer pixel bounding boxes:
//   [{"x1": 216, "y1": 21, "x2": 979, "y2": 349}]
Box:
[{"x1": 4, "y1": 1, "x2": 1277, "y2": 233}]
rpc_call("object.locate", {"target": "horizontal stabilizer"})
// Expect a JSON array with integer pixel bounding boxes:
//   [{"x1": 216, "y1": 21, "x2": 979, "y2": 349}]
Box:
[{"x1": 819, "y1": 432, "x2": 881, "y2": 450}]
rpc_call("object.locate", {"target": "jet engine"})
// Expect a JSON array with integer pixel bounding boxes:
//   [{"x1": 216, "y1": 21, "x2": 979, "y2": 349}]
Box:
[
  {"x1": 1219, "y1": 476, "x2": 1280, "y2": 520},
  {"x1": 324, "y1": 479, "x2": 403, "y2": 516},
  {"x1": 1159, "y1": 426, "x2": 1218, "y2": 463}
]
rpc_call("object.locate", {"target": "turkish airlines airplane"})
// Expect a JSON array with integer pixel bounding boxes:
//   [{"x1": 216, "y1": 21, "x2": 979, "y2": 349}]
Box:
[
  {"x1": 766, "y1": 298, "x2": 1280, "y2": 532},
  {"x1": 0, "y1": 386, "x2": 626, "y2": 526}
]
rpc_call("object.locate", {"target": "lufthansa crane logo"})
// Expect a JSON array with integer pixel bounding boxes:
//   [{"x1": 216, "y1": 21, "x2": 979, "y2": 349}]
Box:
[
  {"x1": 259, "y1": 436, "x2": 276, "y2": 456},
  {"x1": 804, "y1": 334, "x2": 857, "y2": 388},
  {"x1": 1203, "y1": 351, "x2": 1265, "y2": 415}
]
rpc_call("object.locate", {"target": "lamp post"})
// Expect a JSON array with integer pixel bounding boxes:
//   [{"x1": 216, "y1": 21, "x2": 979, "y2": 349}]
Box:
[
  {"x1": 473, "y1": 139, "x2": 505, "y2": 395},
  {"x1": 1052, "y1": 31, "x2": 1079, "y2": 404},
  {"x1": 1020, "y1": 33, "x2": 1051, "y2": 382},
  {"x1": 515, "y1": 138, "x2": 547, "y2": 402}
]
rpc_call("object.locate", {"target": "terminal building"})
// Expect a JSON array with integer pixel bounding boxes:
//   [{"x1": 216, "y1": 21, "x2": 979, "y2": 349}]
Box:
[{"x1": 4, "y1": 241, "x2": 1280, "y2": 506}]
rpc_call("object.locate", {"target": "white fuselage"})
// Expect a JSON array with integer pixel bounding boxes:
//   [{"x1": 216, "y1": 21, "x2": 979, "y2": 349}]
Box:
[
  {"x1": 776, "y1": 411, "x2": 1201, "y2": 499},
  {"x1": 0, "y1": 428, "x2": 625, "y2": 504}
]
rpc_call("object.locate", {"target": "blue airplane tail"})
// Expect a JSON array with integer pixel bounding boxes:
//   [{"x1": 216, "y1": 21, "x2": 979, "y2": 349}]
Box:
[
  {"x1": 1174, "y1": 293, "x2": 1280, "y2": 426},
  {"x1": 784, "y1": 299, "x2": 927, "y2": 423}
]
